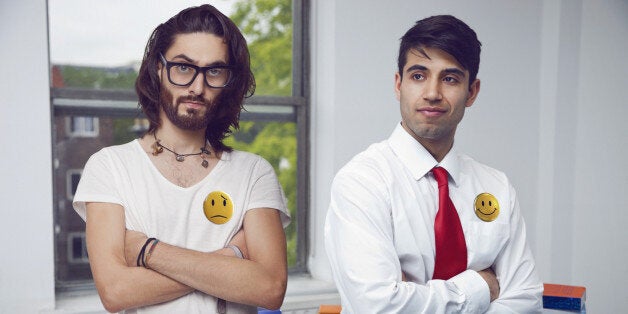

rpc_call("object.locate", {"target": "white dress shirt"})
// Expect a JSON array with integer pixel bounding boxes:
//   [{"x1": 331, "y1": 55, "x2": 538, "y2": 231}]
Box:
[{"x1": 325, "y1": 123, "x2": 542, "y2": 313}]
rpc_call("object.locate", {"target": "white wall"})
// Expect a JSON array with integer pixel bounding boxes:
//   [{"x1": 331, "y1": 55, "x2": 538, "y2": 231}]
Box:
[
  {"x1": 310, "y1": 1, "x2": 628, "y2": 313},
  {"x1": 0, "y1": 0, "x2": 56, "y2": 312},
  {"x1": 572, "y1": 0, "x2": 628, "y2": 310}
]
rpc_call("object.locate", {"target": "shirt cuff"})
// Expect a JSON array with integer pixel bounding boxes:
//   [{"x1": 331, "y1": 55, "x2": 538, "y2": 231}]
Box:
[{"x1": 449, "y1": 269, "x2": 490, "y2": 313}]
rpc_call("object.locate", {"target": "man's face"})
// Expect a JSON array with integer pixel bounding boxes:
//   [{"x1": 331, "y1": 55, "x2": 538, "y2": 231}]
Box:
[
  {"x1": 394, "y1": 47, "x2": 480, "y2": 148},
  {"x1": 158, "y1": 33, "x2": 229, "y2": 130}
]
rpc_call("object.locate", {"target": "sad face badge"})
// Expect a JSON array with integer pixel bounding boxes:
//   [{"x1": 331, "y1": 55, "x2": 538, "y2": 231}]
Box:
[
  {"x1": 203, "y1": 191, "x2": 234, "y2": 224},
  {"x1": 474, "y1": 193, "x2": 500, "y2": 222}
]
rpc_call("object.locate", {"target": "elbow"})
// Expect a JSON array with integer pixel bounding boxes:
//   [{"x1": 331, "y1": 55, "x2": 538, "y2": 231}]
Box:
[
  {"x1": 259, "y1": 277, "x2": 287, "y2": 310},
  {"x1": 97, "y1": 282, "x2": 128, "y2": 313}
]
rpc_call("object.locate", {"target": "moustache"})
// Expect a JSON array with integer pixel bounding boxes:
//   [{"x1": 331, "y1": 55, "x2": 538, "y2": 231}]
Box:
[{"x1": 176, "y1": 95, "x2": 209, "y2": 106}]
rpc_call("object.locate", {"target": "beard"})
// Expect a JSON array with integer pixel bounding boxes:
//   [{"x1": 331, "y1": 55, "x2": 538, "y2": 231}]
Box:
[{"x1": 159, "y1": 87, "x2": 214, "y2": 131}]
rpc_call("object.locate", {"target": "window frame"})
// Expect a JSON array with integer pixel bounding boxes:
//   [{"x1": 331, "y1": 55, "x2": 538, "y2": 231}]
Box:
[
  {"x1": 50, "y1": 0, "x2": 310, "y2": 289},
  {"x1": 66, "y1": 116, "x2": 99, "y2": 137}
]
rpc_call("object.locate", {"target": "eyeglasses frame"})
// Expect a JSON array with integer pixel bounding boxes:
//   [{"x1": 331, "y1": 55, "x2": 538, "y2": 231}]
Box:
[{"x1": 159, "y1": 53, "x2": 235, "y2": 88}]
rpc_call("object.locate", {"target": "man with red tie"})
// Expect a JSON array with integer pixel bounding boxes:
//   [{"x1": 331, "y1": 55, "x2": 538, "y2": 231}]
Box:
[{"x1": 325, "y1": 15, "x2": 542, "y2": 313}]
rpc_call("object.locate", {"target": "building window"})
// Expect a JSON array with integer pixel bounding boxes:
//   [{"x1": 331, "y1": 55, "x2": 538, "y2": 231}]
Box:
[
  {"x1": 67, "y1": 116, "x2": 99, "y2": 137},
  {"x1": 66, "y1": 169, "x2": 82, "y2": 200},
  {"x1": 67, "y1": 232, "x2": 89, "y2": 264},
  {"x1": 49, "y1": 0, "x2": 309, "y2": 289}
]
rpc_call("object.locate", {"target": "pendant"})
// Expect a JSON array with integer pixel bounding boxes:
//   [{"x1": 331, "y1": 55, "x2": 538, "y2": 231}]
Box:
[
  {"x1": 151, "y1": 141, "x2": 163, "y2": 156},
  {"x1": 202, "y1": 159, "x2": 209, "y2": 168},
  {"x1": 176, "y1": 155, "x2": 185, "y2": 162}
]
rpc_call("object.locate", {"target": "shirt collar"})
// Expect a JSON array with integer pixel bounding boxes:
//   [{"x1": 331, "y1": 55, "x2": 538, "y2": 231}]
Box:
[{"x1": 387, "y1": 123, "x2": 461, "y2": 186}]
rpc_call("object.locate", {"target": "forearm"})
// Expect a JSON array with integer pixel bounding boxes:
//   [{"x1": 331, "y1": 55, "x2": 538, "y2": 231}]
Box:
[
  {"x1": 332, "y1": 268, "x2": 490, "y2": 313},
  {"x1": 145, "y1": 240, "x2": 285, "y2": 309},
  {"x1": 92, "y1": 263, "x2": 192, "y2": 313},
  {"x1": 487, "y1": 286, "x2": 543, "y2": 314},
  {"x1": 98, "y1": 243, "x2": 243, "y2": 312},
  {"x1": 486, "y1": 190, "x2": 543, "y2": 313}
]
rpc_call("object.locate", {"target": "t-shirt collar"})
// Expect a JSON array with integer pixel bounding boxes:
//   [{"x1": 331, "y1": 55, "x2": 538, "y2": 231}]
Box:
[{"x1": 387, "y1": 122, "x2": 460, "y2": 187}]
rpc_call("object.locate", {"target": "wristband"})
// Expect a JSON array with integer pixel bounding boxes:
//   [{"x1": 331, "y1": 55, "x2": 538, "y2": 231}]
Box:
[
  {"x1": 137, "y1": 237, "x2": 156, "y2": 267},
  {"x1": 144, "y1": 239, "x2": 159, "y2": 269},
  {"x1": 226, "y1": 244, "x2": 244, "y2": 259}
]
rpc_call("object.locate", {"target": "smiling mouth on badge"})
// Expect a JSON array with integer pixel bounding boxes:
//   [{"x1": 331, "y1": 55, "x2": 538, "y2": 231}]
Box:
[{"x1": 477, "y1": 208, "x2": 497, "y2": 215}]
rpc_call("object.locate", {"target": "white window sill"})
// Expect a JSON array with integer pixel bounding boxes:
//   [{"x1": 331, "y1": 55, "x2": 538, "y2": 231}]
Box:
[{"x1": 50, "y1": 274, "x2": 340, "y2": 313}]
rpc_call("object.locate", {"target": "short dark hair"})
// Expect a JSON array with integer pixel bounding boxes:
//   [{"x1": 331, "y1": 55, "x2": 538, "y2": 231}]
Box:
[
  {"x1": 135, "y1": 4, "x2": 255, "y2": 152},
  {"x1": 397, "y1": 15, "x2": 481, "y2": 85}
]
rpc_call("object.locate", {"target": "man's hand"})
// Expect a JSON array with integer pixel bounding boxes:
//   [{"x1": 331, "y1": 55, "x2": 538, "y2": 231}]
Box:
[
  {"x1": 478, "y1": 268, "x2": 500, "y2": 302},
  {"x1": 124, "y1": 229, "x2": 148, "y2": 267}
]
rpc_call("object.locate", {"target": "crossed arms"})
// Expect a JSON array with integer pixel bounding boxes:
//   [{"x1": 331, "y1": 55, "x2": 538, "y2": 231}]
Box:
[
  {"x1": 324, "y1": 168, "x2": 542, "y2": 313},
  {"x1": 86, "y1": 202, "x2": 287, "y2": 313}
]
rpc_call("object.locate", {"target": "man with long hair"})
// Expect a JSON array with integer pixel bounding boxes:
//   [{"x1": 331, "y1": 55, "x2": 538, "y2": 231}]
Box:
[
  {"x1": 325, "y1": 15, "x2": 542, "y2": 313},
  {"x1": 73, "y1": 5, "x2": 289, "y2": 313}
]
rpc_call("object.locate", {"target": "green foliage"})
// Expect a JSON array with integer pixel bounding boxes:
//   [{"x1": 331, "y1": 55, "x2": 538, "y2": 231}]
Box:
[
  {"x1": 59, "y1": 65, "x2": 137, "y2": 89},
  {"x1": 225, "y1": 121, "x2": 298, "y2": 266},
  {"x1": 113, "y1": 118, "x2": 140, "y2": 145},
  {"x1": 227, "y1": 0, "x2": 297, "y2": 266},
  {"x1": 230, "y1": 0, "x2": 292, "y2": 96}
]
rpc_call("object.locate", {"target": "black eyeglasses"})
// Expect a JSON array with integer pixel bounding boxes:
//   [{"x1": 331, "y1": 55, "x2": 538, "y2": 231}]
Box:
[{"x1": 159, "y1": 53, "x2": 234, "y2": 88}]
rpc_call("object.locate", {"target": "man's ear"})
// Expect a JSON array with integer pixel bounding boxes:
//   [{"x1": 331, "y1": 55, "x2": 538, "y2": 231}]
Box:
[
  {"x1": 394, "y1": 72, "x2": 402, "y2": 101},
  {"x1": 156, "y1": 60, "x2": 163, "y2": 81},
  {"x1": 465, "y1": 78, "x2": 481, "y2": 108}
]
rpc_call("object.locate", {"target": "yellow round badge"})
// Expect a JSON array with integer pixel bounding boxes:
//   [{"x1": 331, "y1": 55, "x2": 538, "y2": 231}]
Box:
[
  {"x1": 203, "y1": 191, "x2": 233, "y2": 224},
  {"x1": 474, "y1": 193, "x2": 500, "y2": 222}
]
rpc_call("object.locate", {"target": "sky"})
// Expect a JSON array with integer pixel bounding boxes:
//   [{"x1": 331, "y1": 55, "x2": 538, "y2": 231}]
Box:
[{"x1": 48, "y1": 0, "x2": 235, "y2": 67}]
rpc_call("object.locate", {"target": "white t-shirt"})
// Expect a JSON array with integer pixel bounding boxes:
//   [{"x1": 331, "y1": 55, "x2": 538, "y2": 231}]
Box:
[
  {"x1": 325, "y1": 123, "x2": 542, "y2": 313},
  {"x1": 74, "y1": 140, "x2": 290, "y2": 313}
]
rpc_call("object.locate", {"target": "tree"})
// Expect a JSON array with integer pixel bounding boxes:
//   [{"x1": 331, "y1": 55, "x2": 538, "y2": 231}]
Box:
[
  {"x1": 225, "y1": 121, "x2": 297, "y2": 266},
  {"x1": 228, "y1": 0, "x2": 297, "y2": 266},
  {"x1": 230, "y1": 0, "x2": 292, "y2": 96}
]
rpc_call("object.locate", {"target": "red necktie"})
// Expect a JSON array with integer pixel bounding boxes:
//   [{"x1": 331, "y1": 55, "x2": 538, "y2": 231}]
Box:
[{"x1": 432, "y1": 166, "x2": 467, "y2": 280}]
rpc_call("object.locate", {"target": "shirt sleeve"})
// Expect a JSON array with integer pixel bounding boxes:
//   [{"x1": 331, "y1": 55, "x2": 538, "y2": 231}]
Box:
[
  {"x1": 72, "y1": 149, "x2": 124, "y2": 221},
  {"x1": 247, "y1": 156, "x2": 291, "y2": 227},
  {"x1": 486, "y1": 184, "x2": 543, "y2": 313},
  {"x1": 325, "y1": 165, "x2": 490, "y2": 313}
]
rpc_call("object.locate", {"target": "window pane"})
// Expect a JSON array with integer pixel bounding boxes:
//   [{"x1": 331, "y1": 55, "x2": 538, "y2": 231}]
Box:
[
  {"x1": 225, "y1": 119, "x2": 298, "y2": 266},
  {"x1": 48, "y1": 0, "x2": 293, "y2": 96},
  {"x1": 54, "y1": 113, "x2": 141, "y2": 284},
  {"x1": 230, "y1": 0, "x2": 293, "y2": 96},
  {"x1": 49, "y1": 0, "x2": 305, "y2": 288}
]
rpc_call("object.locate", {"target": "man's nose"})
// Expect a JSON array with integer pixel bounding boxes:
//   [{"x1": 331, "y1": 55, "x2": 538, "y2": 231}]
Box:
[
  {"x1": 422, "y1": 78, "x2": 443, "y2": 101},
  {"x1": 188, "y1": 72, "x2": 206, "y2": 95}
]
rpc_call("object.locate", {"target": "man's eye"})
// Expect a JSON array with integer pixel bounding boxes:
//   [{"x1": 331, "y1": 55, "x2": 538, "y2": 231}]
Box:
[
  {"x1": 207, "y1": 68, "x2": 224, "y2": 77},
  {"x1": 175, "y1": 65, "x2": 192, "y2": 73},
  {"x1": 443, "y1": 76, "x2": 459, "y2": 83},
  {"x1": 412, "y1": 73, "x2": 424, "y2": 80}
]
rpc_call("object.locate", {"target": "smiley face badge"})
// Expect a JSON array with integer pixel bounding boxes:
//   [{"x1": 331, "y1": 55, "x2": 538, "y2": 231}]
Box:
[
  {"x1": 474, "y1": 193, "x2": 500, "y2": 222},
  {"x1": 203, "y1": 191, "x2": 233, "y2": 224}
]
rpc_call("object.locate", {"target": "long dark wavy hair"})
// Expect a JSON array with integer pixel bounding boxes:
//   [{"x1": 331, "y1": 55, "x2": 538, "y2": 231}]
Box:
[{"x1": 135, "y1": 4, "x2": 255, "y2": 153}]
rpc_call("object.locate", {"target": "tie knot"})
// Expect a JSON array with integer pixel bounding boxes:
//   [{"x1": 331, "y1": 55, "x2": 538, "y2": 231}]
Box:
[{"x1": 432, "y1": 166, "x2": 449, "y2": 187}]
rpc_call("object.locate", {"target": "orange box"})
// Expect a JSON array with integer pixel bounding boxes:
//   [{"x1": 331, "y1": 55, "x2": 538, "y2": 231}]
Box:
[
  {"x1": 543, "y1": 283, "x2": 586, "y2": 311},
  {"x1": 318, "y1": 304, "x2": 342, "y2": 314}
]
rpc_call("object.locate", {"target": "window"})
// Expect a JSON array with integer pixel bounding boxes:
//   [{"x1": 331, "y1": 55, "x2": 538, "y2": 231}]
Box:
[
  {"x1": 67, "y1": 232, "x2": 89, "y2": 264},
  {"x1": 66, "y1": 116, "x2": 99, "y2": 137},
  {"x1": 65, "y1": 169, "x2": 82, "y2": 200},
  {"x1": 49, "y1": 0, "x2": 309, "y2": 288}
]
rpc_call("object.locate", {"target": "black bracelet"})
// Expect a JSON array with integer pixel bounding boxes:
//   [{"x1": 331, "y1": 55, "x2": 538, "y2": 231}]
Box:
[{"x1": 137, "y1": 237, "x2": 156, "y2": 267}]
